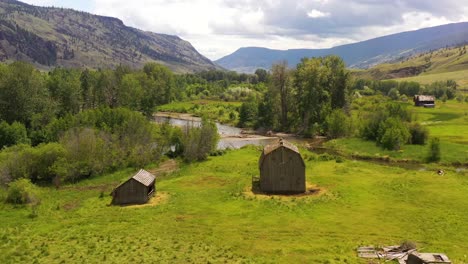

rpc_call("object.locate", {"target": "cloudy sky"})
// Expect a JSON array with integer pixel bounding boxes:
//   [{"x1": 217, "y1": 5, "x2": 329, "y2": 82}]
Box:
[{"x1": 21, "y1": 0, "x2": 468, "y2": 60}]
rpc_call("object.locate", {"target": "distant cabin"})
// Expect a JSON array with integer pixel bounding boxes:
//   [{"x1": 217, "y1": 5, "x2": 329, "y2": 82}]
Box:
[
  {"x1": 111, "y1": 169, "x2": 156, "y2": 205},
  {"x1": 407, "y1": 252, "x2": 451, "y2": 264},
  {"x1": 258, "y1": 139, "x2": 306, "y2": 194},
  {"x1": 414, "y1": 95, "x2": 435, "y2": 108}
]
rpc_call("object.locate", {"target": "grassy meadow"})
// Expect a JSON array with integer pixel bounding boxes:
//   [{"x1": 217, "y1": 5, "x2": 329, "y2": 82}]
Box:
[
  {"x1": 1, "y1": 146, "x2": 468, "y2": 263},
  {"x1": 326, "y1": 100, "x2": 468, "y2": 164}
]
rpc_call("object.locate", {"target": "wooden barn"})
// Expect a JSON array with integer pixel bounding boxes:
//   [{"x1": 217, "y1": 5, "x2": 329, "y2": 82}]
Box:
[
  {"x1": 258, "y1": 139, "x2": 306, "y2": 194},
  {"x1": 414, "y1": 95, "x2": 435, "y2": 108},
  {"x1": 111, "y1": 169, "x2": 156, "y2": 205}
]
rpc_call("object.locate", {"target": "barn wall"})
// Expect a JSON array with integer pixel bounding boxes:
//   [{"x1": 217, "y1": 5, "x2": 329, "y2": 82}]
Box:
[
  {"x1": 260, "y1": 147, "x2": 305, "y2": 193},
  {"x1": 112, "y1": 179, "x2": 149, "y2": 205}
]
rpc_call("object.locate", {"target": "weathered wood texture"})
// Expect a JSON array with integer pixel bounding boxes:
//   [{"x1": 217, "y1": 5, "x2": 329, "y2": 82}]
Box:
[
  {"x1": 111, "y1": 170, "x2": 156, "y2": 205},
  {"x1": 259, "y1": 140, "x2": 306, "y2": 194}
]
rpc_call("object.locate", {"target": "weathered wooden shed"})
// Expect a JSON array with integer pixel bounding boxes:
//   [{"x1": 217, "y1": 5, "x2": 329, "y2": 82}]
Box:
[
  {"x1": 414, "y1": 95, "x2": 435, "y2": 108},
  {"x1": 111, "y1": 169, "x2": 156, "y2": 205},
  {"x1": 258, "y1": 139, "x2": 306, "y2": 194}
]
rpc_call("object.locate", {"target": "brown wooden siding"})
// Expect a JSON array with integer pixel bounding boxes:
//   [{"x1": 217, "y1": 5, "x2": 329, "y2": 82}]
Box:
[
  {"x1": 259, "y1": 147, "x2": 305, "y2": 193},
  {"x1": 112, "y1": 179, "x2": 153, "y2": 205}
]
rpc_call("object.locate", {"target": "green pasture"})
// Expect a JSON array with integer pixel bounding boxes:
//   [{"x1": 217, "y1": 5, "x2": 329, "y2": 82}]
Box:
[
  {"x1": 1, "y1": 147, "x2": 467, "y2": 263},
  {"x1": 328, "y1": 100, "x2": 468, "y2": 164}
]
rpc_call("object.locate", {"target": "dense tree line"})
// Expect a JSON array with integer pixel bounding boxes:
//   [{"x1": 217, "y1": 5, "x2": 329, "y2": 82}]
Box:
[
  {"x1": 0, "y1": 62, "x2": 220, "y2": 187},
  {"x1": 240, "y1": 56, "x2": 351, "y2": 136},
  {"x1": 353, "y1": 79, "x2": 458, "y2": 100}
]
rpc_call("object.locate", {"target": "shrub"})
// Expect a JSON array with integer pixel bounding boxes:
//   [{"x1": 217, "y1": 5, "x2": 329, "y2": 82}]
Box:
[
  {"x1": 325, "y1": 109, "x2": 352, "y2": 139},
  {"x1": 5, "y1": 178, "x2": 38, "y2": 205},
  {"x1": 409, "y1": 123, "x2": 429, "y2": 145},
  {"x1": 0, "y1": 121, "x2": 30, "y2": 149},
  {"x1": 426, "y1": 137, "x2": 441, "y2": 163},
  {"x1": 182, "y1": 119, "x2": 219, "y2": 162},
  {"x1": 378, "y1": 118, "x2": 411, "y2": 150},
  {"x1": 388, "y1": 88, "x2": 400, "y2": 100}
]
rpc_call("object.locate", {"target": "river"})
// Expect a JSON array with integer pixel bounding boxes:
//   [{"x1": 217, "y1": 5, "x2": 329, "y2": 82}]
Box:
[{"x1": 154, "y1": 112, "x2": 290, "y2": 149}]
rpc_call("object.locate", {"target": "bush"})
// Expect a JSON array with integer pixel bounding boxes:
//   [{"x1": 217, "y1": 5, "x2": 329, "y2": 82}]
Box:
[
  {"x1": 5, "y1": 178, "x2": 38, "y2": 205},
  {"x1": 325, "y1": 110, "x2": 352, "y2": 139},
  {"x1": 0, "y1": 121, "x2": 30, "y2": 149},
  {"x1": 182, "y1": 119, "x2": 219, "y2": 162},
  {"x1": 378, "y1": 118, "x2": 410, "y2": 150},
  {"x1": 409, "y1": 123, "x2": 429, "y2": 145},
  {"x1": 388, "y1": 88, "x2": 400, "y2": 100},
  {"x1": 426, "y1": 137, "x2": 441, "y2": 163}
]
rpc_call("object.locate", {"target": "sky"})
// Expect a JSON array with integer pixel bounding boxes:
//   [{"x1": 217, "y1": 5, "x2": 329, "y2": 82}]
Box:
[{"x1": 21, "y1": 0, "x2": 468, "y2": 60}]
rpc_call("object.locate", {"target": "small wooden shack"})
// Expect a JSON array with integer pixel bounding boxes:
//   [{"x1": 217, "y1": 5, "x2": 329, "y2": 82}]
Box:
[
  {"x1": 414, "y1": 95, "x2": 435, "y2": 108},
  {"x1": 258, "y1": 139, "x2": 306, "y2": 194},
  {"x1": 111, "y1": 169, "x2": 156, "y2": 205},
  {"x1": 407, "y1": 252, "x2": 451, "y2": 264}
]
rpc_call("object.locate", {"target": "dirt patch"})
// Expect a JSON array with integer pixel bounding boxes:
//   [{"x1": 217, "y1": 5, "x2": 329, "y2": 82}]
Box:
[
  {"x1": 147, "y1": 159, "x2": 179, "y2": 178},
  {"x1": 122, "y1": 192, "x2": 170, "y2": 208},
  {"x1": 243, "y1": 183, "x2": 326, "y2": 200}
]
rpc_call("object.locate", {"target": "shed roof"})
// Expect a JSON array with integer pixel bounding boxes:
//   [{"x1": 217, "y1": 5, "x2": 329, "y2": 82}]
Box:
[
  {"x1": 132, "y1": 169, "x2": 156, "y2": 186},
  {"x1": 259, "y1": 139, "x2": 302, "y2": 168},
  {"x1": 415, "y1": 95, "x2": 435, "y2": 101},
  {"x1": 262, "y1": 139, "x2": 299, "y2": 156},
  {"x1": 112, "y1": 169, "x2": 155, "y2": 194}
]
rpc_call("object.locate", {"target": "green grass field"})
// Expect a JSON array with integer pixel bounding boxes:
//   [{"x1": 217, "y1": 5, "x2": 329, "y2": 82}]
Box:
[
  {"x1": 395, "y1": 69, "x2": 468, "y2": 89},
  {"x1": 1, "y1": 147, "x2": 467, "y2": 263},
  {"x1": 327, "y1": 100, "x2": 468, "y2": 164}
]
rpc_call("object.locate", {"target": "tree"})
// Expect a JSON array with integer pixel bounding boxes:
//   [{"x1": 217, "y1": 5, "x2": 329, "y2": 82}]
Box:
[
  {"x1": 271, "y1": 61, "x2": 291, "y2": 130},
  {"x1": 325, "y1": 109, "x2": 352, "y2": 139},
  {"x1": 47, "y1": 68, "x2": 82, "y2": 116},
  {"x1": 139, "y1": 63, "x2": 175, "y2": 116},
  {"x1": 238, "y1": 98, "x2": 258, "y2": 128},
  {"x1": 254, "y1": 68, "x2": 269, "y2": 83},
  {"x1": 0, "y1": 62, "x2": 52, "y2": 126},
  {"x1": 324, "y1": 56, "x2": 350, "y2": 109},
  {"x1": 182, "y1": 119, "x2": 219, "y2": 162},
  {"x1": 0, "y1": 121, "x2": 30, "y2": 149},
  {"x1": 426, "y1": 137, "x2": 441, "y2": 162},
  {"x1": 294, "y1": 57, "x2": 330, "y2": 135}
]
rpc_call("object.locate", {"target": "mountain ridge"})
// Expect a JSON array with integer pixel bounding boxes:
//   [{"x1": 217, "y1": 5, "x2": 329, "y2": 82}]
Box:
[
  {"x1": 0, "y1": 0, "x2": 217, "y2": 72},
  {"x1": 216, "y1": 22, "x2": 468, "y2": 73}
]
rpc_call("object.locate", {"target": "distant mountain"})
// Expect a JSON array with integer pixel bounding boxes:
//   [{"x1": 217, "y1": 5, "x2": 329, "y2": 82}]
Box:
[
  {"x1": 216, "y1": 22, "x2": 468, "y2": 73},
  {"x1": 0, "y1": 0, "x2": 217, "y2": 72}
]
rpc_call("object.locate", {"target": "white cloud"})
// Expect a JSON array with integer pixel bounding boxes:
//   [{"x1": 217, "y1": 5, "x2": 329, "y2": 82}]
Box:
[{"x1": 307, "y1": 9, "x2": 330, "y2": 18}]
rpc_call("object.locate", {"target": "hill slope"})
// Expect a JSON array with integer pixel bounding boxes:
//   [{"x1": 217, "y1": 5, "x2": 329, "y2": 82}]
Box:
[
  {"x1": 0, "y1": 0, "x2": 216, "y2": 72},
  {"x1": 353, "y1": 45, "x2": 468, "y2": 87},
  {"x1": 216, "y1": 22, "x2": 468, "y2": 73}
]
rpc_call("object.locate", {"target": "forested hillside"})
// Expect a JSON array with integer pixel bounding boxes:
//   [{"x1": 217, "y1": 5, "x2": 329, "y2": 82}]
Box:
[{"x1": 0, "y1": 0, "x2": 216, "y2": 72}]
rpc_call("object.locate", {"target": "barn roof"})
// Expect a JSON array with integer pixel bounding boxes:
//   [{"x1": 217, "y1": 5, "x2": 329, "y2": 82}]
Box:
[
  {"x1": 262, "y1": 139, "x2": 299, "y2": 156},
  {"x1": 415, "y1": 95, "x2": 435, "y2": 101},
  {"x1": 111, "y1": 169, "x2": 155, "y2": 194},
  {"x1": 132, "y1": 169, "x2": 156, "y2": 186},
  {"x1": 259, "y1": 139, "x2": 303, "y2": 168}
]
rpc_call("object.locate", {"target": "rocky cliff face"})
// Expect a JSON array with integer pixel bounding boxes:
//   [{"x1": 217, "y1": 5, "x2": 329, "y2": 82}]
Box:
[{"x1": 0, "y1": 0, "x2": 216, "y2": 72}]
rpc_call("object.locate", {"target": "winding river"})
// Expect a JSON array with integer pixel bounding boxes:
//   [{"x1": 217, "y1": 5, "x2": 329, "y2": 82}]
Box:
[{"x1": 154, "y1": 112, "x2": 288, "y2": 150}]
